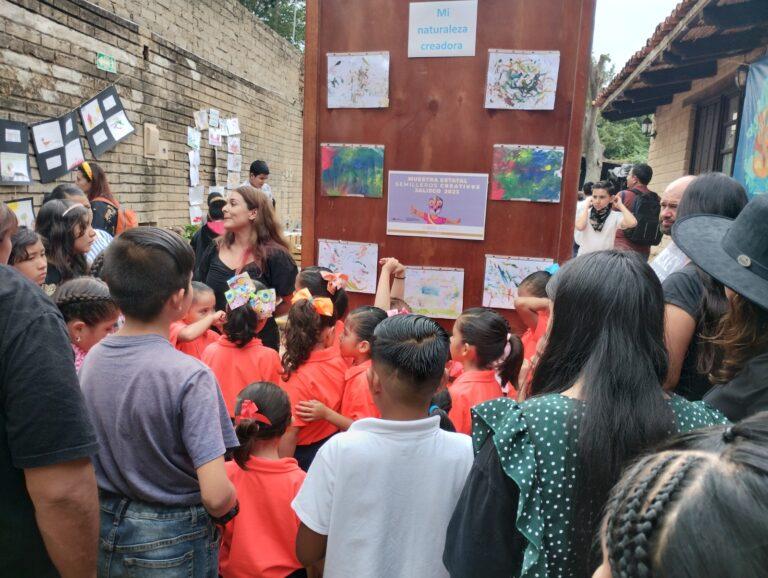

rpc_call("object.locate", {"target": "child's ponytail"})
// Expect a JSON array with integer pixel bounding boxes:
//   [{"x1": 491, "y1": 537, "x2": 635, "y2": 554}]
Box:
[
  {"x1": 233, "y1": 382, "x2": 292, "y2": 470},
  {"x1": 53, "y1": 277, "x2": 119, "y2": 326},
  {"x1": 224, "y1": 279, "x2": 269, "y2": 348},
  {"x1": 296, "y1": 266, "x2": 348, "y2": 320},
  {"x1": 281, "y1": 290, "x2": 335, "y2": 380},
  {"x1": 456, "y1": 307, "x2": 523, "y2": 388}
]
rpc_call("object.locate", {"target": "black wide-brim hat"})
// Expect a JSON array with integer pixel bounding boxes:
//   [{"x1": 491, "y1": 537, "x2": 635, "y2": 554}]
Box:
[{"x1": 672, "y1": 194, "x2": 768, "y2": 312}]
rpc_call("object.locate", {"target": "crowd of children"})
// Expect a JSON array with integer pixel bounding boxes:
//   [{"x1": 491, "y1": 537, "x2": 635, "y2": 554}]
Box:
[{"x1": 1, "y1": 173, "x2": 768, "y2": 578}]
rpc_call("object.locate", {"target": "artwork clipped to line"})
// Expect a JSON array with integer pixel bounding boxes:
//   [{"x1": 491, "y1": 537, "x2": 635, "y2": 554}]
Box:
[
  {"x1": 226, "y1": 171, "x2": 241, "y2": 190},
  {"x1": 187, "y1": 127, "x2": 201, "y2": 150},
  {"x1": 482, "y1": 255, "x2": 555, "y2": 310},
  {"x1": 227, "y1": 136, "x2": 241, "y2": 155},
  {"x1": 317, "y1": 239, "x2": 379, "y2": 294},
  {"x1": 321, "y1": 143, "x2": 384, "y2": 198},
  {"x1": 0, "y1": 119, "x2": 31, "y2": 184},
  {"x1": 189, "y1": 204, "x2": 204, "y2": 226},
  {"x1": 227, "y1": 153, "x2": 242, "y2": 173},
  {"x1": 194, "y1": 110, "x2": 208, "y2": 131},
  {"x1": 404, "y1": 267, "x2": 464, "y2": 320},
  {"x1": 491, "y1": 144, "x2": 564, "y2": 202},
  {"x1": 30, "y1": 111, "x2": 84, "y2": 183},
  {"x1": 208, "y1": 109, "x2": 220, "y2": 129},
  {"x1": 485, "y1": 50, "x2": 560, "y2": 110},
  {"x1": 188, "y1": 149, "x2": 200, "y2": 187},
  {"x1": 223, "y1": 118, "x2": 240, "y2": 136},
  {"x1": 209, "y1": 128, "x2": 223, "y2": 147},
  {"x1": 327, "y1": 52, "x2": 390, "y2": 109},
  {"x1": 5, "y1": 197, "x2": 35, "y2": 228},
  {"x1": 79, "y1": 86, "x2": 134, "y2": 158},
  {"x1": 188, "y1": 185, "x2": 205, "y2": 206},
  {"x1": 387, "y1": 171, "x2": 489, "y2": 241}
]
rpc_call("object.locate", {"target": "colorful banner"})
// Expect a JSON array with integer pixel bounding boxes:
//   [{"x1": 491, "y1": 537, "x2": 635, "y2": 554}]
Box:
[
  {"x1": 386, "y1": 170, "x2": 488, "y2": 240},
  {"x1": 734, "y1": 54, "x2": 768, "y2": 198}
]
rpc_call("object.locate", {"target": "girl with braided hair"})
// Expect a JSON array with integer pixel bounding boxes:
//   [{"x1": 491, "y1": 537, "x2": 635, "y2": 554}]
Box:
[
  {"x1": 219, "y1": 382, "x2": 308, "y2": 578},
  {"x1": 444, "y1": 251, "x2": 728, "y2": 578},
  {"x1": 53, "y1": 277, "x2": 119, "y2": 370},
  {"x1": 595, "y1": 411, "x2": 768, "y2": 578}
]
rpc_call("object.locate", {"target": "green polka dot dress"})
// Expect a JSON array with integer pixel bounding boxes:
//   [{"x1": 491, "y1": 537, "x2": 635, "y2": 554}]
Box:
[{"x1": 470, "y1": 394, "x2": 729, "y2": 578}]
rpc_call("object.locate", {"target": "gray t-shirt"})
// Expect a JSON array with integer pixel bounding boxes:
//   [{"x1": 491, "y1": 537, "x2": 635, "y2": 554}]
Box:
[{"x1": 80, "y1": 334, "x2": 238, "y2": 505}]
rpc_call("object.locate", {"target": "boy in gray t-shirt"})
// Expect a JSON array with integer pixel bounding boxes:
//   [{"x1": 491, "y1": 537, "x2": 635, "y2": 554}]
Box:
[{"x1": 80, "y1": 227, "x2": 239, "y2": 578}]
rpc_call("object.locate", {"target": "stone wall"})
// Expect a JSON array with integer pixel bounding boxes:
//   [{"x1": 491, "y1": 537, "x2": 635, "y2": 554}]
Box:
[{"x1": 0, "y1": 0, "x2": 304, "y2": 228}]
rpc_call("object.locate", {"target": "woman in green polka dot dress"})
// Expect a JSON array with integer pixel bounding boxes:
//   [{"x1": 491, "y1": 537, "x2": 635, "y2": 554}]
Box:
[{"x1": 443, "y1": 251, "x2": 728, "y2": 578}]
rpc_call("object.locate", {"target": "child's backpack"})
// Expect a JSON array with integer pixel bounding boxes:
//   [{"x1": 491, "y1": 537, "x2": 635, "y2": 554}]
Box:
[
  {"x1": 93, "y1": 196, "x2": 138, "y2": 235},
  {"x1": 621, "y1": 189, "x2": 663, "y2": 246}
]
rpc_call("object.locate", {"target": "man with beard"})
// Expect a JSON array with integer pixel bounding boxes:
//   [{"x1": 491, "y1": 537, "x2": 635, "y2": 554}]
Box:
[{"x1": 650, "y1": 175, "x2": 696, "y2": 282}]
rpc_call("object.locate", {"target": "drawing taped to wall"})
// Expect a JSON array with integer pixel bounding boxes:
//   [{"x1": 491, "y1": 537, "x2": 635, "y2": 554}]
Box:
[
  {"x1": 404, "y1": 267, "x2": 464, "y2": 319},
  {"x1": 317, "y1": 239, "x2": 379, "y2": 294},
  {"x1": 485, "y1": 50, "x2": 560, "y2": 110},
  {"x1": 491, "y1": 144, "x2": 564, "y2": 202},
  {"x1": 321, "y1": 144, "x2": 384, "y2": 197},
  {"x1": 327, "y1": 52, "x2": 390, "y2": 108},
  {"x1": 482, "y1": 255, "x2": 554, "y2": 309}
]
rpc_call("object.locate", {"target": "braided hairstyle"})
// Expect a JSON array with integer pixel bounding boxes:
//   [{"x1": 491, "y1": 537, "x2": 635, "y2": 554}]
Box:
[
  {"x1": 602, "y1": 413, "x2": 768, "y2": 578},
  {"x1": 232, "y1": 382, "x2": 292, "y2": 470},
  {"x1": 53, "y1": 277, "x2": 119, "y2": 326}
]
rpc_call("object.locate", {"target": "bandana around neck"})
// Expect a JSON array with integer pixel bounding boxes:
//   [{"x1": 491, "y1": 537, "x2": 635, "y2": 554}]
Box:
[{"x1": 589, "y1": 205, "x2": 612, "y2": 232}]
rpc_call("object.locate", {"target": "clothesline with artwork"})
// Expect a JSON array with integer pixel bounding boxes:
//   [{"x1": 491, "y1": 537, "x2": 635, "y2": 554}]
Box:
[
  {"x1": 187, "y1": 107, "x2": 243, "y2": 197},
  {"x1": 0, "y1": 86, "x2": 135, "y2": 185}
]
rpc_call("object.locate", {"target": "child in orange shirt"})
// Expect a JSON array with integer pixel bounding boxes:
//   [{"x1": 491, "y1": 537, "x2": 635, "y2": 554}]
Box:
[
  {"x1": 202, "y1": 276, "x2": 282, "y2": 416},
  {"x1": 170, "y1": 281, "x2": 224, "y2": 359},
  {"x1": 219, "y1": 382, "x2": 307, "y2": 578},
  {"x1": 295, "y1": 266, "x2": 349, "y2": 354},
  {"x1": 279, "y1": 288, "x2": 348, "y2": 471},
  {"x1": 448, "y1": 308, "x2": 523, "y2": 435},
  {"x1": 515, "y1": 270, "x2": 553, "y2": 363},
  {"x1": 295, "y1": 306, "x2": 389, "y2": 429}
]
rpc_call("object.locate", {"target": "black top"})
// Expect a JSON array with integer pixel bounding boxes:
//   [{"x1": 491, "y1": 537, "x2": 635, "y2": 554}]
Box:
[
  {"x1": 190, "y1": 220, "x2": 219, "y2": 266},
  {"x1": 705, "y1": 352, "x2": 768, "y2": 421},
  {"x1": 662, "y1": 263, "x2": 712, "y2": 400},
  {"x1": 43, "y1": 262, "x2": 63, "y2": 287},
  {"x1": 91, "y1": 199, "x2": 118, "y2": 236},
  {"x1": 0, "y1": 266, "x2": 99, "y2": 577},
  {"x1": 195, "y1": 244, "x2": 298, "y2": 351}
]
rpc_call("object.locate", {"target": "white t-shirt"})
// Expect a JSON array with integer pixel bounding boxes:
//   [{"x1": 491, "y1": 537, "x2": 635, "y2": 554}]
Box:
[
  {"x1": 575, "y1": 210, "x2": 625, "y2": 255},
  {"x1": 292, "y1": 416, "x2": 473, "y2": 578}
]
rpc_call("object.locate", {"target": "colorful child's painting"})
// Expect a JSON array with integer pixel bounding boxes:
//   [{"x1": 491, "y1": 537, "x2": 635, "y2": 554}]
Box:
[
  {"x1": 482, "y1": 255, "x2": 554, "y2": 310},
  {"x1": 387, "y1": 171, "x2": 489, "y2": 240},
  {"x1": 485, "y1": 50, "x2": 560, "y2": 110},
  {"x1": 734, "y1": 53, "x2": 768, "y2": 198},
  {"x1": 6, "y1": 197, "x2": 35, "y2": 229},
  {"x1": 321, "y1": 144, "x2": 384, "y2": 198},
  {"x1": 317, "y1": 239, "x2": 378, "y2": 294},
  {"x1": 327, "y1": 52, "x2": 390, "y2": 109},
  {"x1": 491, "y1": 144, "x2": 564, "y2": 202},
  {"x1": 404, "y1": 267, "x2": 464, "y2": 320}
]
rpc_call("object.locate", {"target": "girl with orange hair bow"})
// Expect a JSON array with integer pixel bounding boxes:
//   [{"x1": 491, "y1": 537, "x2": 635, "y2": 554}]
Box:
[{"x1": 278, "y1": 286, "x2": 348, "y2": 471}]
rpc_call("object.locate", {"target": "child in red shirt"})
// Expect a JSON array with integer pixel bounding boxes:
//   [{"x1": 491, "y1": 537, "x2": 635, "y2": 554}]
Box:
[
  {"x1": 295, "y1": 306, "x2": 389, "y2": 429},
  {"x1": 448, "y1": 308, "x2": 523, "y2": 434},
  {"x1": 219, "y1": 382, "x2": 307, "y2": 578},
  {"x1": 202, "y1": 278, "x2": 282, "y2": 416},
  {"x1": 279, "y1": 288, "x2": 348, "y2": 471},
  {"x1": 170, "y1": 281, "x2": 224, "y2": 359},
  {"x1": 295, "y1": 266, "x2": 349, "y2": 357},
  {"x1": 515, "y1": 271, "x2": 553, "y2": 363}
]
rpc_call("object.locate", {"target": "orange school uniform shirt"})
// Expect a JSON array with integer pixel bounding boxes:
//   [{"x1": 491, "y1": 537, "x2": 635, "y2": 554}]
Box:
[
  {"x1": 521, "y1": 309, "x2": 551, "y2": 362},
  {"x1": 219, "y1": 456, "x2": 306, "y2": 578},
  {"x1": 332, "y1": 319, "x2": 354, "y2": 367},
  {"x1": 340, "y1": 360, "x2": 380, "y2": 421},
  {"x1": 169, "y1": 321, "x2": 218, "y2": 360},
  {"x1": 282, "y1": 347, "x2": 348, "y2": 446},
  {"x1": 201, "y1": 336, "x2": 283, "y2": 416},
  {"x1": 448, "y1": 369, "x2": 505, "y2": 435}
]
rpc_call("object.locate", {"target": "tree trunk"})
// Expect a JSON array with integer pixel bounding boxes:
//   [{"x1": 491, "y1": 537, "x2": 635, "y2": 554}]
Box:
[{"x1": 583, "y1": 54, "x2": 610, "y2": 184}]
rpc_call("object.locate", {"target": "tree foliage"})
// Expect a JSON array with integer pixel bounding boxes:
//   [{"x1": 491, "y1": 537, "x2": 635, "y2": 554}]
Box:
[
  {"x1": 597, "y1": 116, "x2": 651, "y2": 163},
  {"x1": 238, "y1": 0, "x2": 306, "y2": 48}
]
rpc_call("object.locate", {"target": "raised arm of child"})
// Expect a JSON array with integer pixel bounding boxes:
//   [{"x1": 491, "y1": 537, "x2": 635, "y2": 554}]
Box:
[
  {"x1": 513, "y1": 296, "x2": 551, "y2": 330},
  {"x1": 295, "y1": 400, "x2": 353, "y2": 431},
  {"x1": 574, "y1": 197, "x2": 591, "y2": 231},
  {"x1": 613, "y1": 193, "x2": 638, "y2": 229},
  {"x1": 374, "y1": 257, "x2": 404, "y2": 310},
  {"x1": 177, "y1": 311, "x2": 226, "y2": 343}
]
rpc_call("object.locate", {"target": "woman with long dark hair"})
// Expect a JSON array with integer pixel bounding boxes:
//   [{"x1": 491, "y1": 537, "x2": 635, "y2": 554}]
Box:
[
  {"x1": 673, "y1": 194, "x2": 768, "y2": 421},
  {"x1": 443, "y1": 251, "x2": 728, "y2": 578},
  {"x1": 195, "y1": 186, "x2": 297, "y2": 351},
  {"x1": 662, "y1": 173, "x2": 748, "y2": 400},
  {"x1": 74, "y1": 161, "x2": 136, "y2": 236}
]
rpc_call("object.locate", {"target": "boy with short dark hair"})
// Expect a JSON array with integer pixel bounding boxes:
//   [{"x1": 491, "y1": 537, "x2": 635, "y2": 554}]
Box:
[
  {"x1": 293, "y1": 314, "x2": 473, "y2": 578},
  {"x1": 80, "y1": 227, "x2": 239, "y2": 577}
]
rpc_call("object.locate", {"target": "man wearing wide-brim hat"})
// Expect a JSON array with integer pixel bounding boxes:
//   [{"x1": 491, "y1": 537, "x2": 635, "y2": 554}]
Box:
[{"x1": 672, "y1": 194, "x2": 768, "y2": 421}]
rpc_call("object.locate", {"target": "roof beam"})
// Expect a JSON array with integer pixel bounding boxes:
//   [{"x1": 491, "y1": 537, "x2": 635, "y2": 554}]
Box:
[
  {"x1": 669, "y1": 29, "x2": 765, "y2": 60},
  {"x1": 639, "y1": 61, "x2": 717, "y2": 85},
  {"x1": 703, "y1": 1, "x2": 768, "y2": 28},
  {"x1": 611, "y1": 95, "x2": 674, "y2": 111},
  {"x1": 624, "y1": 81, "x2": 692, "y2": 102}
]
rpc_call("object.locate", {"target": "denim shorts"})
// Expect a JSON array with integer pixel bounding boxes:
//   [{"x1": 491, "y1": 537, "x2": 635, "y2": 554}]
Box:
[{"x1": 98, "y1": 491, "x2": 220, "y2": 578}]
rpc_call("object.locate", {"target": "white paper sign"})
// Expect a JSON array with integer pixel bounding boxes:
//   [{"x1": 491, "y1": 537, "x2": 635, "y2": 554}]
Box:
[
  {"x1": 64, "y1": 118, "x2": 74, "y2": 135},
  {"x1": 92, "y1": 129, "x2": 108, "y2": 145},
  {"x1": 46, "y1": 155, "x2": 62, "y2": 170},
  {"x1": 408, "y1": 0, "x2": 477, "y2": 58},
  {"x1": 5, "y1": 129, "x2": 21, "y2": 143},
  {"x1": 102, "y1": 94, "x2": 117, "y2": 111}
]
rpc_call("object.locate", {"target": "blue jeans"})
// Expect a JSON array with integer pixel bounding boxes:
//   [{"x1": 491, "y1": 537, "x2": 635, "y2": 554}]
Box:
[{"x1": 98, "y1": 491, "x2": 220, "y2": 578}]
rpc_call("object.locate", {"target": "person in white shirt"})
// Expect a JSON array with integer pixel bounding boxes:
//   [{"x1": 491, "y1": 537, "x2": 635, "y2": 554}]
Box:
[
  {"x1": 292, "y1": 314, "x2": 473, "y2": 578},
  {"x1": 574, "y1": 181, "x2": 636, "y2": 256}
]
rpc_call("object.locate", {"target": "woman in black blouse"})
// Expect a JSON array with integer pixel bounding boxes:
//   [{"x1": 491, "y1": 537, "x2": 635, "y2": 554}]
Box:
[{"x1": 195, "y1": 186, "x2": 297, "y2": 351}]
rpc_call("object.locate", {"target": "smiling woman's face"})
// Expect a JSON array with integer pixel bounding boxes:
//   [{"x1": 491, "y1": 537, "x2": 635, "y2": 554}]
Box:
[{"x1": 222, "y1": 192, "x2": 256, "y2": 231}]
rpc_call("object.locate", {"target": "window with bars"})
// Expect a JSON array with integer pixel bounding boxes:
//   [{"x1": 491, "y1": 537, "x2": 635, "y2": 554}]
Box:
[{"x1": 690, "y1": 90, "x2": 743, "y2": 176}]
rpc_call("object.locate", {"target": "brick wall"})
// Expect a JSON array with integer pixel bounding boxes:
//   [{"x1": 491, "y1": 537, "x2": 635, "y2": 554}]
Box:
[{"x1": 0, "y1": 0, "x2": 304, "y2": 229}]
